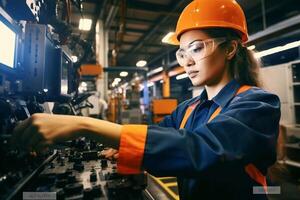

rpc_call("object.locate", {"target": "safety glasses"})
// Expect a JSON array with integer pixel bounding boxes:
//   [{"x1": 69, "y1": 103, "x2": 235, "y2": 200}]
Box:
[{"x1": 176, "y1": 37, "x2": 226, "y2": 66}]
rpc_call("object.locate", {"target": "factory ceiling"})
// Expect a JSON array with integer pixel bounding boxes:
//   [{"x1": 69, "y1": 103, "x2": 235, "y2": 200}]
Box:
[{"x1": 66, "y1": 0, "x2": 300, "y2": 84}]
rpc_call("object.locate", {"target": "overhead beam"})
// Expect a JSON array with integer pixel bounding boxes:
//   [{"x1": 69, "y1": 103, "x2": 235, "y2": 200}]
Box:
[
  {"x1": 82, "y1": 0, "x2": 177, "y2": 14},
  {"x1": 104, "y1": 66, "x2": 148, "y2": 72},
  {"x1": 147, "y1": 47, "x2": 178, "y2": 67},
  {"x1": 119, "y1": 1, "x2": 188, "y2": 62},
  {"x1": 115, "y1": 16, "x2": 155, "y2": 24},
  {"x1": 126, "y1": 0, "x2": 170, "y2": 13},
  {"x1": 104, "y1": 0, "x2": 119, "y2": 28},
  {"x1": 109, "y1": 40, "x2": 163, "y2": 48},
  {"x1": 118, "y1": 50, "x2": 157, "y2": 55},
  {"x1": 108, "y1": 26, "x2": 166, "y2": 35},
  {"x1": 81, "y1": 0, "x2": 105, "y2": 3},
  {"x1": 248, "y1": 14, "x2": 300, "y2": 44},
  {"x1": 109, "y1": 26, "x2": 147, "y2": 34},
  {"x1": 246, "y1": 1, "x2": 287, "y2": 22},
  {"x1": 86, "y1": 1, "x2": 103, "y2": 41}
]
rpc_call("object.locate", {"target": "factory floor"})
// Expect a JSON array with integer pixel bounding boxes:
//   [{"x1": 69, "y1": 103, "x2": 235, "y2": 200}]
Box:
[
  {"x1": 144, "y1": 163, "x2": 300, "y2": 200},
  {"x1": 145, "y1": 175, "x2": 177, "y2": 200},
  {"x1": 268, "y1": 163, "x2": 300, "y2": 200}
]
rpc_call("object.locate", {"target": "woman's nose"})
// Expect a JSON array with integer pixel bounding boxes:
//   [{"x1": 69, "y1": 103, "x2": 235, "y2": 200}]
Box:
[{"x1": 186, "y1": 56, "x2": 195, "y2": 67}]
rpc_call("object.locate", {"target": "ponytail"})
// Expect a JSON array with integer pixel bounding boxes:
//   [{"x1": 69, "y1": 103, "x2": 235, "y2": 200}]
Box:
[{"x1": 229, "y1": 43, "x2": 261, "y2": 87}]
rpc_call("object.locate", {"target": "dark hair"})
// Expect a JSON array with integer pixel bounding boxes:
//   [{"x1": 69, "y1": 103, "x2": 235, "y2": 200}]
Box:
[{"x1": 203, "y1": 28, "x2": 261, "y2": 87}]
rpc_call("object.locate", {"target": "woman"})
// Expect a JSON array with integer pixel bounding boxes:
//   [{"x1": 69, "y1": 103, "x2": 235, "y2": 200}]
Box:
[{"x1": 14, "y1": 0, "x2": 280, "y2": 199}]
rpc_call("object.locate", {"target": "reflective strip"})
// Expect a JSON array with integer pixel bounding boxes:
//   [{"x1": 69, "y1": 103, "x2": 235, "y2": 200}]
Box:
[
  {"x1": 179, "y1": 102, "x2": 199, "y2": 129},
  {"x1": 180, "y1": 107, "x2": 194, "y2": 129},
  {"x1": 245, "y1": 164, "x2": 267, "y2": 192},
  {"x1": 208, "y1": 107, "x2": 221, "y2": 122},
  {"x1": 236, "y1": 85, "x2": 252, "y2": 94},
  {"x1": 117, "y1": 125, "x2": 148, "y2": 174}
]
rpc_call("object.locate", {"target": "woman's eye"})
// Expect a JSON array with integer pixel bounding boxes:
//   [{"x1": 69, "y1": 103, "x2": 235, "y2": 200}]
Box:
[{"x1": 192, "y1": 46, "x2": 203, "y2": 53}]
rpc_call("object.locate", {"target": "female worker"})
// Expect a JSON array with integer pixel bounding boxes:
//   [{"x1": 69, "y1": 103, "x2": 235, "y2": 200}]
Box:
[{"x1": 14, "y1": 0, "x2": 280, "y2": 199}]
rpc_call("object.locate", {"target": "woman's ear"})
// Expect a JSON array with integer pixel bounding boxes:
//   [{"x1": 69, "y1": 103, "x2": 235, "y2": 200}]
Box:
[{"x1": 226, "y1": 40, "x2": 238, "y2": 60}]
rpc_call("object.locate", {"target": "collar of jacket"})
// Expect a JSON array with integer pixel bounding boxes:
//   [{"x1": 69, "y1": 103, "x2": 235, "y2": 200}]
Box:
[{"x1": 187, "y1": 79, "x2": 242, "y2": 108}]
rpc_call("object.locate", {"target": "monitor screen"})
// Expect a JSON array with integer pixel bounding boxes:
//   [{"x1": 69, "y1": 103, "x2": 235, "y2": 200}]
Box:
[{"x1": 0, "y1": 20, "x2": 16, "y2": 68}]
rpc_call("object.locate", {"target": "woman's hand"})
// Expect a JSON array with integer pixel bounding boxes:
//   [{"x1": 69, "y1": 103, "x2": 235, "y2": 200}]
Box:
[
  {"x1": 13, "y1": 113, "x2": 85, "y2": 150},
  {"x1": 101, "y1": 148, "x2": 119, "y2": 160},
  {"x1": 13, "y1": 113, "x2": 123, "y2": 151}
]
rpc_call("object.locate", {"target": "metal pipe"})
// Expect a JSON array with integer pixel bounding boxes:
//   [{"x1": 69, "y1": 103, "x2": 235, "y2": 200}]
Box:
[
  {"x1": 104, "y1": 66, "x2": 148, "y2": 72},
  {"x1": 261, "y1": 0, "x2": 267, "y2": 29},
  {"x1": 104, "y1": 0, "x2": 119, "y2": 29},
  {"x1": 99, "y1": 0, "x2": 108, "y2": 19}
]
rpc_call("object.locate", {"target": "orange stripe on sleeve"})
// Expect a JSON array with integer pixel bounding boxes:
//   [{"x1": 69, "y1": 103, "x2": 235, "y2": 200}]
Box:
[
  {"x1": 117, "y1": 125, "x2": 148, "y2": 174},
  {"x1": 245, "y1": 164, "x2": 267, "y2": 192}
]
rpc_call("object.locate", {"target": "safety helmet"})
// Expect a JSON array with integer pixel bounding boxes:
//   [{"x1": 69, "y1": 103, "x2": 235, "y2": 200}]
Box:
[{"x1": 167, "y1": 0, "x2": 248, "y2": 45}]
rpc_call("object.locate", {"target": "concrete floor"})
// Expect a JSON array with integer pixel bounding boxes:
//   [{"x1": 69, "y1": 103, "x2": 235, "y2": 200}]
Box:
[{"x1": 267, "y1": 163, "x2": 300, "y2": 200}]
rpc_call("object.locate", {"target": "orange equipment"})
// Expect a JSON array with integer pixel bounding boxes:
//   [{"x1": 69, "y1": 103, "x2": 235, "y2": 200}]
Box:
[
  {"x1": 79, "y1": 64, "x2": 103, "y2": 76},
  {"x1": 152, "y1": 99, "x2": 178, "y2": 123},
  {"x1": 167, "y1": 0, "x2": 248, "y2": 45}
]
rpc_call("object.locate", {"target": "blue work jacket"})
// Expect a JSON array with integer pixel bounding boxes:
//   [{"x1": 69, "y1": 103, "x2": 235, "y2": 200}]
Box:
[{"x1": 143, "y1": 79, "x2": 281, "y2": 200}]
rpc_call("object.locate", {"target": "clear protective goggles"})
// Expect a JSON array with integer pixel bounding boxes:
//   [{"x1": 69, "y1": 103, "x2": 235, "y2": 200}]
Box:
[{"x1": 176, "y1": 37, "x2": 226, "y2": 66}]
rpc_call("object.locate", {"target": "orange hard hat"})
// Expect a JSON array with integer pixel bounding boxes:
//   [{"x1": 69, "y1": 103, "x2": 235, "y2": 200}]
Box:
[{"x1": 167, "y1": 0, "x2": 248, "y2": 45}]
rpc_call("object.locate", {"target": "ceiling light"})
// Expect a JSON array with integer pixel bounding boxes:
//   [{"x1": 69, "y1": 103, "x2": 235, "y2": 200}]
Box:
[
  {"x1": 255, "y1": 40, "x2": 300, "y2": 58},
  {"x1": 147, "y1": 82, "x2": 154, "y2": 87},
  {"x1": 71, "y1": 56, "x2": 78, "y2": 63},
  {"x1": 147, "y1": 67, "x2": 163, "y2": 76},
  {"x1": 112, "y1": 82, "x2": 117, "y2": 87},
  {"x1": 79, "y1": 18, "x2": 92, "y2": 31},
  {"x1": 81, "y1": 82, "x2": 87, "y2": 87},
  {"x1": 176, "y1": 73, "x2": 188, "y2": 80},
  {"x1": 115, "y1": 78, "x2": 121, "y2": 83},
  {"x1": 112, "y1": 49, "x2": 117, "y2": 57},
  {"x1": 120, "y1": 71, "x2": 128, "y2": 77},
  {"x1": 162, "y1": 32, "x2": 175, "y2": 43},
  {"x1": 247, "y1": 45, "x2": 256, "y2": 50},
  {"x1": 152, "y1": 67, "x2": 163, "y2": 74},
  {"x1": 136, "y1": 60, "x2": 147, "y2": 67}
]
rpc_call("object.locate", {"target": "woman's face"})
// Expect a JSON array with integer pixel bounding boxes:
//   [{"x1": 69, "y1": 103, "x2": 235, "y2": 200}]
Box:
[{"x1": 178, "y1": 30, "x2": 229, "y2": 86}]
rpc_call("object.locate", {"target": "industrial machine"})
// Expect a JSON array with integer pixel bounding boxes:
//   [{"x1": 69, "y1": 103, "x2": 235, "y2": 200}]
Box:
[
  {"x1": 0, "y1": 137, "x2": 147, "y2": 200},
  {"x1": 0, "y1": 4, "x2": 149, "y2": 200},
  {"x1": 0, "y1": 94, "x2": 148, "y2": 200}
]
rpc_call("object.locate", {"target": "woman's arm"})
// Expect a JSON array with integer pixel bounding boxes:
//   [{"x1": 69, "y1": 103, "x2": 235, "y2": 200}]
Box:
[{"x1": 13, "y1": 113, "x2": 122, "y2": 150}]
